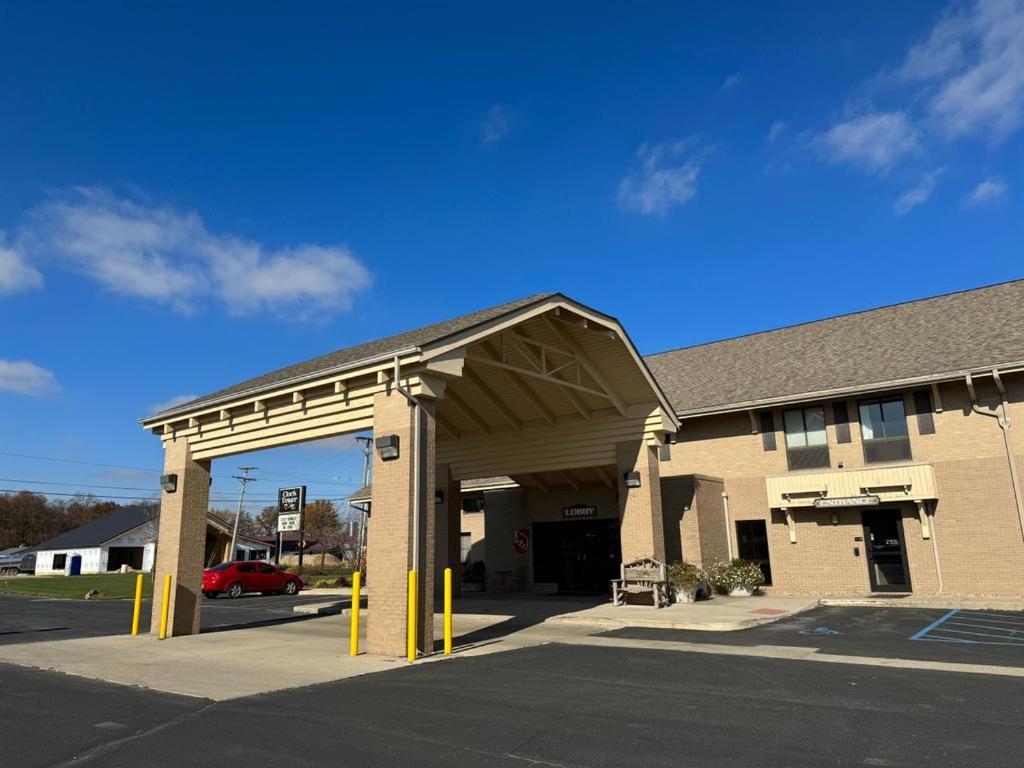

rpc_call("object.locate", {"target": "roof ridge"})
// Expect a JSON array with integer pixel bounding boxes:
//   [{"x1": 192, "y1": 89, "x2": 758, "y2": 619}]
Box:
[{"x1": 644, "y1": 277, "x2": 1024, "y2": 359}]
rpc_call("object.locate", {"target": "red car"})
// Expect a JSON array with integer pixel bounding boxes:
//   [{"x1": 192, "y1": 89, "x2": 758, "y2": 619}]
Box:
[{"x1": 202, "y1": 561, "x2": 304, "y2": 598}]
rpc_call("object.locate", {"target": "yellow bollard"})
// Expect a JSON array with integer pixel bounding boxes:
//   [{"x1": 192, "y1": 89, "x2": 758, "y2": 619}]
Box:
[
  {"x1": 349, "y1": 571, "x2": 361, "y2": 656},
  {"x1": 406, "y1": 569, "x2": 417, "y2": 662},
  {"x1": 158, "y1": 573, "x2": 171, "y2": 640},
  {"x1": 444, "y1": 567, "x2": 453, "y2": 655},
  {"x1": 130, "y1": 573, "x2": 144, "y2": 636}
]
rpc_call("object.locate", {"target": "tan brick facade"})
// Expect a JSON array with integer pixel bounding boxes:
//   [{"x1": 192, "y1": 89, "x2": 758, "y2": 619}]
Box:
[
  {"x1": 366, "y1": 391, "x2": 438, "y2": 656},
  {"x1": 617, "y1": 440, "x2": 666, "y2": 562},
  {"x1": 151, "y1": 438, "x2": 211, "y2": 636}
]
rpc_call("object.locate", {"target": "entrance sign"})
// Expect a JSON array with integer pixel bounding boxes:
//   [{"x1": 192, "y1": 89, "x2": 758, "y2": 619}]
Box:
[
  {"x1": 278, "y1": 486, "x2": 306, "y2": 513},
  {"x1": 563, "y1": 504, "x2": 597, "y2": 519},
  {"x1": 278, "y1": 513, "x2": 302, "y2": 532},
  {"x1": 813, "y1": 495, "x2": 880, "y2": 508},
  {"x1": 513, "y1": 529, "x2": 530, "y2": 553}
]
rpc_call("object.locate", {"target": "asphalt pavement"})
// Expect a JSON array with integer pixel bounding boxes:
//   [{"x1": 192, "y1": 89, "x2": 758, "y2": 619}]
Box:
[
  {"x1": 599, "y1": 605, "x2": 1024, "y2": 666},
  {"x1": 0, "y1": 592, "x2": 331, "y2": 645},
  {"x1": 3, "y1": 637, "x2": 1023, "y2": 767}
]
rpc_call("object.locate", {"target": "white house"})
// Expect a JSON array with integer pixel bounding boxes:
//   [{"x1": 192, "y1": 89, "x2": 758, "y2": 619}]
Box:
[{"x1": 34, "y1": 506, "x2": 273, "y2": 576}]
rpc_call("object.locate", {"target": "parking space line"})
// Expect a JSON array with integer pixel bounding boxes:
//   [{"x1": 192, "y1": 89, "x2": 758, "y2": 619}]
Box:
[
  {"x1": 932, "y1": 626, "x2": 1024, "y2": 643},
  {"x1": 910, "y1": 609, "x2": 958, "y2": 641},
  {"x1": 955, "y1": 611, "x2": 1024, "y2": 621},
  {"x1": 952, "y1": 615, "x2": 1024, "y2": 628}
]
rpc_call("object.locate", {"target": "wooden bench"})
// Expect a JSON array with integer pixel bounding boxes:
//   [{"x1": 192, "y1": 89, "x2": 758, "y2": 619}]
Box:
[{"x1": 611, "y1": 557, "x2": 669, "y2": 608}]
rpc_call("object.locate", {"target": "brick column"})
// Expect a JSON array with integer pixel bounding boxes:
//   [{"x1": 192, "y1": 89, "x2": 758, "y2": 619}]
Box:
[
  {"x1": 150, "y1": 439, "x2": 210, "y2": 636},
  {"x1": 366, "y1": 391, "x2": 437, "y2": 657},
  {"x1": 617, "y1": 440, "x2": 666, "y2": 563},
  {"x1": 435, "y1": 463, "x2": 462, "y2": 599}
]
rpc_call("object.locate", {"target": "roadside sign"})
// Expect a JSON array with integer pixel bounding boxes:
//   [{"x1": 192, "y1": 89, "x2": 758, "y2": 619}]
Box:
[
  {"x1": 278, "y1": 513, "x2": 302, "y2": 532},
  {"x1": 278, "y1": 486, "x2": 306, "y2": 513}
]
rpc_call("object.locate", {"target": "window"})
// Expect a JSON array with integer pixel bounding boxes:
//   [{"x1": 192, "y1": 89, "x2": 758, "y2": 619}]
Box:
[
  {"x1": 52, "y1": 553, "x2": 67, "y2": 570},
  {"x1": 259, "y1": 564, "x2": 276, "y2": 574},
  {"x1": 783, "y1": 405, "x2": 830, "y2": 470},
  {"x1": 460, "y1": 532, "x2": 472, "y2": 564},
  {"x1": 859, "y1": 396, "x2": 912, "y2": 462},
  {"x1": 237, "y1": 563, "x2": 256, "y2": 573}
]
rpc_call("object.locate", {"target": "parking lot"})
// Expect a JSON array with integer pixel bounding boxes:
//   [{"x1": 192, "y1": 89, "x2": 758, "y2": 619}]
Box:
[
  {"x1": 0, "y1": 592, "x2": 332, "y2": 645},
  {"x1": 599, "y1": 605, "x2": 1024, "y2": 667}
]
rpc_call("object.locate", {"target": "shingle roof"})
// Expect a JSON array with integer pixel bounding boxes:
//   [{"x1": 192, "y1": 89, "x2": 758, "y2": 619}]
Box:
[
  {"x1": 36, "y1": 506, "x2": 156, "y2": 550},
  {"x1": 645, "y1": 280, "x2": 1024, "y2": 416},
  {"x1": 147, "y1": 293, "x2": 558, "y2": 420}
]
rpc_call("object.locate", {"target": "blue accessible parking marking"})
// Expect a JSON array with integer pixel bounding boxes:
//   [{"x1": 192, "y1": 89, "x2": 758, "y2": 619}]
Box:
[{"x1": 911, "y1": 609, "x2": 1024, "y2": 646}]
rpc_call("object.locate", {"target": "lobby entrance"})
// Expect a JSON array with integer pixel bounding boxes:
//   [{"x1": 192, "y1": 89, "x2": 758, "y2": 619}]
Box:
[{"x1": 533, "y1": 519, "x2": 621, "y2": 594}]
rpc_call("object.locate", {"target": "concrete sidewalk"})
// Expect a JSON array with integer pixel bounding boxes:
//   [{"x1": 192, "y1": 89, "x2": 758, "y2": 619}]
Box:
[{"x1": 298, "y1": 592, "x2": 818, "y2": 631}]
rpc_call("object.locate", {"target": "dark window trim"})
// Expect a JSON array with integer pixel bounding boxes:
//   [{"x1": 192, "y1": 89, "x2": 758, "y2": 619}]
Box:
[
  {"x1": 758, "y1": 411, "x2": 776, "y2": 452},
  {"x1": 782, "y1": 405, "x2": 831, "y2": 470},
  {"x1": 858, "y1": 395, "x2": 912, "y2": 463},
  {"x1": 833, "y1": 401, "x2": 851, "y2": 444},
  {"x1": 913, "y1": 389, "x2": 936, "y2": 435}
]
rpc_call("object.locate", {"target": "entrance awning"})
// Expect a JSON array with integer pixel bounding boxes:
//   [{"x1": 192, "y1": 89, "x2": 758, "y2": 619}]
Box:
[{"x1": 766, "y1": 463, "x2": 938, "y2": 509}]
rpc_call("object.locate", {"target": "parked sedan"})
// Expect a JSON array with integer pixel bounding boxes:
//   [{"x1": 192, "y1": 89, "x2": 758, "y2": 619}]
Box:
[{"x1": 202, "y1": 561, "x2": 304, "y2": 598}]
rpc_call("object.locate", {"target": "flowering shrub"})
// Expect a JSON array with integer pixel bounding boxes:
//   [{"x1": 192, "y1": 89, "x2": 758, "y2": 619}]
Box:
[
  {"x1": 666, "y1": 561, "x2": 707, "y2": 590},
  {"x1": 706, "y1": 559, "x2": 765, "y2": 593}
]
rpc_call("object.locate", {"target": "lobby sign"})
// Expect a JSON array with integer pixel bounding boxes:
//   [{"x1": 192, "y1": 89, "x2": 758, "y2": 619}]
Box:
[
  {"x1": 813, "y1": 495, "x2": 881, "y2": 508},
  {"x1": 513, "y1": 529, "x2": 530, "y2": 553},
  {"x1": 562, "y1": 504, "x2": 598, "y2": 519}
]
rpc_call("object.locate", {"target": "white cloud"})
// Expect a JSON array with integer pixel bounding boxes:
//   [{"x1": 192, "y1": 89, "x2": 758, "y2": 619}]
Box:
[
  {"x1": 897, "y1": 0, "x2": 1024, "y2": 140},
  {"x1": 480, "y1": 105, "x2": 511, "y2": 145},
  {"x1": 814, "y1": 111, "x2": 921, "y2": 173},
  {"x1": 616, "y1": 140, "x2": 705, "y2": 215},
  {"x1": 0, "y1": 359, "x2": 59, "y2": 396},
  {"x1": 21, "y1": 187, "x2": 372, "y2": 319},
  {"x1": 148, "y1": 393, "x2": 199, "y2": 414},
  {"x1": 720, "y1": 73, "x2": 742, "y2": 92},
  {"x1": 766, "y1": 120, "x2": 788, "y2": 143},
  {"x1": 964, "y1": 176, "x2": 1008, "y2": 205},
  {"x1": 894, "y1": 168, "x2": 945, "y2": 216},
  {"x1": 0, "y1": 232, "x2": 43, "y2": 296}
]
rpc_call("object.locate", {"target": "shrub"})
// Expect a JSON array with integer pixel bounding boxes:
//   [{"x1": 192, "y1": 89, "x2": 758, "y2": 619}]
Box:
[
  {"x1": 666, "y1": 561, "x2": 706, "y2": 591},
  {"x1": 706, "y1": 559, "x2": 765, "y2": 593}
]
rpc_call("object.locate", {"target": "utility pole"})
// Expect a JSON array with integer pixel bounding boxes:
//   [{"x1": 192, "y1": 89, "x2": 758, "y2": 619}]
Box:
[
  {"x1": 228, "y1": 467, "x2": 257, "y2": 562},
  {"x1": 355, "y1": 436, "x2": 372, "y2": 571}
]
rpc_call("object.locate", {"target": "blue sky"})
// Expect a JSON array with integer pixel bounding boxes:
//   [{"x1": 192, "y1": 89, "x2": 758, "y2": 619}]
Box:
[{"x1": 1, "y1": 1, "x2": 1021, "y2": 512}]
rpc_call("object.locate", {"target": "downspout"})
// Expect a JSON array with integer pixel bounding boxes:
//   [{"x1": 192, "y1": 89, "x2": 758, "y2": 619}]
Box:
[
  {"x1": 966, "y1": 369, "x2": 1024, "y2": 541},
  {"x1": 927, "y1": 502, "x2": 943, "y2": 594},
  {"x1": 393, "y1": 357, "x2": 423, "y2": 580},
  {"x1": 722, "y1": 492, "x2": 734, "y2": 560}
]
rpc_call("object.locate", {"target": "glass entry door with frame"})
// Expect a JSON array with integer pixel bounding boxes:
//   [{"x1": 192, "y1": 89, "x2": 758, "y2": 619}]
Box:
[{"x1": 861, "y1": 509, "x2": 911, "y2": 592}]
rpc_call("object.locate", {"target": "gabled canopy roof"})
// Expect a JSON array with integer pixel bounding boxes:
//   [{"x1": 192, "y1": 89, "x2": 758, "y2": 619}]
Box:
[
  {"x1": 645, "y1": 279, "x2": 1024, "y2": 416},
  {"x1": 145, "y1": 293, "x2": 559, "y2": 421}
]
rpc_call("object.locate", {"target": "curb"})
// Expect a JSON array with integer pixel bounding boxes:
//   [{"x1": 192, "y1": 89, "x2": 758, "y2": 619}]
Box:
[{"x1": 819, "y1": 597, "x2": 1024, "y2": 611}]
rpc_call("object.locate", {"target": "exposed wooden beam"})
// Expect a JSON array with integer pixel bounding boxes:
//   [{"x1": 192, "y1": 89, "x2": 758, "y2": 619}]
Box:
[
  {"x1": 560, "y1": 387, "x2": 592, "y2": 421},
  {"x1": 551, "y1": 307, "x2": 616, "y2": 338},
  {"x1": 463, "y1": 367, "x2": 521, "y2": 431},
  {"x1": 592, "y1": 465, "x2": 614, "y2": 488},
  {"x1": 479, "y1": 341, "x2": 556, "y2": 427},
  {"x1": 219, "y1": 409, "x2": 231, "y2": 421},
  {"x1": 467, "y1": 353, "x2": 607, "y2": 402},
  {"x1": 542, "y1": 316, "x2": 628, "y2": 418},
  {"x1": 436, "y1": 413, "x2": 460, "y2": 441},
  {"x1": 527, "y1": 473, "x2": 549, "y2": 494},
  {"x1": 560, "y1": 470, "x2": 580, "y2": 491},
  {"x1": 445, "y1": 389, "x2": 491, "y2": 435}
]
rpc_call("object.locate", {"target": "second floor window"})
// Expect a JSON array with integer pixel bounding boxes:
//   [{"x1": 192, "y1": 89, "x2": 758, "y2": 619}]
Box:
[
  {"x1": 859, "y1": 396, "x2": 912, "y2": 462},
  {"x1": 783, "y1": 405, "x2": 830, "y2": 470}
]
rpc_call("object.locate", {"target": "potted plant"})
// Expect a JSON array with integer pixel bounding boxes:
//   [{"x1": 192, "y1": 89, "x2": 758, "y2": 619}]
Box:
[
  {"x1": 707, "y1": 559, "x2": 765, "y2": 597},
  {"x1": 666, "y1": 561, "x2": 707, "y2": 603}
]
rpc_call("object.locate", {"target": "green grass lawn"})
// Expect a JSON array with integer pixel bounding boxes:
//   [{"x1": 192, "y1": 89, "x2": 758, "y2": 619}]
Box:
[{"x1": 0, "y1": 573, "x2": 154, "y2": 600}]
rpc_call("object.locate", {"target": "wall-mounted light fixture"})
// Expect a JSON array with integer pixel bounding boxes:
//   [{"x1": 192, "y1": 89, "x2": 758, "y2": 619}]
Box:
[
  {"x1": 435, "y1": 489, "x2": 445, "y2": 505},
  {"x1": 160, "y1": 473, "x2": 178, "y2": 493},
  {"x1": 375, "y1": 434, "x2": 400, "y2": 461},
  {"x1": 623, "y1": 471, "x2": 642, "y2": 489}
]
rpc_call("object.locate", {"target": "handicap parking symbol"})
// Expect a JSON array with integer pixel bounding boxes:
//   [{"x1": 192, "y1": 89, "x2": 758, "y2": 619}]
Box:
[{"x1": 799, "y1": 626, "x2": 844, "y2": 636}]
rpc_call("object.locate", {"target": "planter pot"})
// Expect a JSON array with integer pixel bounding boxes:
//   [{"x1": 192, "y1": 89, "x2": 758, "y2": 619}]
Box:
[
  {"x1": 728, "y1": 585, "x2": 754, "y2": 597},
  {"x1": 673, "y1": 586, "x2": 698, "y2": 604}
]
